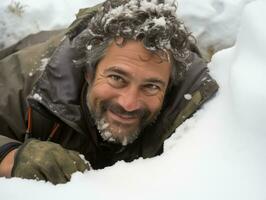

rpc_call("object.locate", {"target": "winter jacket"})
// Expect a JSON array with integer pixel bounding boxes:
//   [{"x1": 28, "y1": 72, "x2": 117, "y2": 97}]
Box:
[{"x1": 0, "y1": 5, "x2": 219, "y2": 169}]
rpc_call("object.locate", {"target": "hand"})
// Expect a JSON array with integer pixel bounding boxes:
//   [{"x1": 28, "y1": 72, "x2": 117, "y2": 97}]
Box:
[{"x1": 11, "y1": 139, "x2": 90, "y2": 184}]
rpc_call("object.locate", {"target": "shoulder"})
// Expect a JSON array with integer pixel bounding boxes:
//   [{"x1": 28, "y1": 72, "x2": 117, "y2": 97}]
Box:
[
  {"x1": 0, "y1": 29, "x2": 65, "y2": 60},
  {"x1": 168, "y1": 50, "x2": 219, "y2": 134}
]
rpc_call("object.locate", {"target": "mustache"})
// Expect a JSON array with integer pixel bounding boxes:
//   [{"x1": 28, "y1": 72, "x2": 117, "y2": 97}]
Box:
[{"x1": 101, "y1": 100, "x2": 150, "y2": 120}]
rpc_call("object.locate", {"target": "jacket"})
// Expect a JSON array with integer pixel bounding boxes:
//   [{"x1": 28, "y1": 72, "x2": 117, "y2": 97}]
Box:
[{"x1": 0, "y1": 5, "x2": 219, "y2": 169}]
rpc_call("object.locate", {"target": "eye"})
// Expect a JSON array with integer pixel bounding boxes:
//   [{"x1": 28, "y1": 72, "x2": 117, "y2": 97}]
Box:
[
  {"x1": 107, "y1": 74, "x2": 127, "y2": 88},
  {"x1": 142, "y1": 84, "x2": 161, "y2": 96}
]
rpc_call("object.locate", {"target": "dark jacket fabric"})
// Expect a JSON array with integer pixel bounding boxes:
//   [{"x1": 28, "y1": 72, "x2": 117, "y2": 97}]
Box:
[{"x1": 0, "y1": 6, "x2": 219, "y2": 169}]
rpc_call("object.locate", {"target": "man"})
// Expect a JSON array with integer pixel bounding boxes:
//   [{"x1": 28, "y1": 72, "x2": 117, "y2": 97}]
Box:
[{"x1": 0, "y1": 0, "x2": 218, "y2": 184}]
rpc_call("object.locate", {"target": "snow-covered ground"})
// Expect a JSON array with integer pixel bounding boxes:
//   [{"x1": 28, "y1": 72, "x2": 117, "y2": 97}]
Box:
[
  {"x1": 0, "y1": 0, "x2": 102, "y2": 48},
  {"x1": 1, "y1": 0, "x2": 266, "y2": 199}
]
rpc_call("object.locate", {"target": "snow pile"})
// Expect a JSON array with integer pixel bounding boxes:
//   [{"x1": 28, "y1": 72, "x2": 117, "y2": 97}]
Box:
[
  {"x1": 178, "y1": 0, "x2": 254, "y2": 60},
  {"x1": 1, "y1": 0, "x2": 266, "y2": 200},
  {"x1": 0, "y1": 0, "x2": 103, "y2": 48}
]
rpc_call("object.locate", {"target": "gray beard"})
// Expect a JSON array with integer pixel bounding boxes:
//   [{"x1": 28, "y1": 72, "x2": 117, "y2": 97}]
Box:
[
  {"x1": 96, "y1": 118, "x2": 140, "y2": 146},
  {"x1": 86, "y1": 91, "x2": 141, "y2": 146},
  {"x1": 86, "y1": 85, "x2": 160, "y2": 146}
]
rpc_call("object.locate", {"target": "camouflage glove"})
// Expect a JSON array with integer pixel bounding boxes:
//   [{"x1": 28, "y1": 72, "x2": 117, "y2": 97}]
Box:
[{"x1": 11, "y1": 139, "x2": 90, "y2": 184}]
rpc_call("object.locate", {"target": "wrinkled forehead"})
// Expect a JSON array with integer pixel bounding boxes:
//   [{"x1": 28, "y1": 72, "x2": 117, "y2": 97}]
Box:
[{"x1": 95, "y1": 39, "x2": 172, "y2": 83}]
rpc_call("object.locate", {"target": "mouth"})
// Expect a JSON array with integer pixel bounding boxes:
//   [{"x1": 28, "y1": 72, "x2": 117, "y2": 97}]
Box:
[{"x1": 107, "y1": 109, "x2": 139, "y2": 125}]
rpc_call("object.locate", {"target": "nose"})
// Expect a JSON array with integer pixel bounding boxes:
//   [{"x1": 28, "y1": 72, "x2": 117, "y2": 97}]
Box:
[{"x1": 117, "y1": 87, "x2": 142, "y2": 112}]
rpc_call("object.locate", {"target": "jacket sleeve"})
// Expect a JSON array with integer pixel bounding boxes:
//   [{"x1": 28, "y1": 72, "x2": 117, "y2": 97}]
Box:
[
  {"x1": 0, "y1": 53, "x2": 29, "y2": 144},
  {"x1": 0, "y1": 52, "x2": 30, "y2": 162},
  {"x1": 0, "y1": 140, "x2": 21, "y2": 162}
]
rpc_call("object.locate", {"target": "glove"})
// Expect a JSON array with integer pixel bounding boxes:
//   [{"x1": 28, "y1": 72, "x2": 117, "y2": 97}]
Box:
[{"x1": 11, "y1": 139, "x2": 90, "y2": 184}]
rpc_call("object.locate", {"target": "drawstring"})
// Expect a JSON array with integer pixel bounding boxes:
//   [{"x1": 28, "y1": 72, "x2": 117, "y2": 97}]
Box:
[
  {"x1": 47, "y1": 123, "x2": 60, "y2": 141},
  {"x1": 25, "y1": 107, "x2": 32, "y2": 140},
  {"x1": 24, "y1": 106, "x2": 60, "y2": 141}
]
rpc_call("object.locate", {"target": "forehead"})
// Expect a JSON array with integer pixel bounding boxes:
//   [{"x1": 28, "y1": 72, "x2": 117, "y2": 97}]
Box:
[{"x1": 97, "y1": 40, "x2": 171, "y2": 79}]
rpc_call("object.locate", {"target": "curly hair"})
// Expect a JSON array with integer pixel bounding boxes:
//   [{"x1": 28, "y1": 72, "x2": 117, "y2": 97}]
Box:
[{"x1": 73, "y1": 0, "x2": 193, "y2": 87}]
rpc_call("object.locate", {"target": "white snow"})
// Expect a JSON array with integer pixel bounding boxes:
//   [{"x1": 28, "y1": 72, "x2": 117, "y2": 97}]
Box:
[
  {"x1": 39, "y1": 58, "x2": 50, "y2": 71},
  {"x1": 102, "y1": 0, "x2": 176, "y2": 35},
  {"x1": 1, "y1": 0, "x2": 266, "y2": 200},
  {"x1": 177, "y1": 0, "x2": 255, "y2": 60},
  {"x1": 140, "y1": 0, "x2": 177, "y2": 14},
  {"x1": 32, "y1": 93, "x2": 42, "y2": 101},
  {"x1": 184, "y1": 93, "x2": 192, "y2": 100},
  {"x1": 152, "y1": 17, "x2": 167, "y2": 26},
  {"x1": 86, "y1": 45, "x2": 93, "y2": 51},
  {"x1": 0, "y1": 0, "x2": 103, "y2": 48}
]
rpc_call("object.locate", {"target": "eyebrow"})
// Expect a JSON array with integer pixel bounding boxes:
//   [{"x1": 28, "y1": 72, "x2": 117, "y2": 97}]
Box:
[
  {"x1": 105, "y1": 66, "x2": 130, "y2": 77},
  {"x1": 105, "y1": 66, "x2": 167, "y2": 88}
]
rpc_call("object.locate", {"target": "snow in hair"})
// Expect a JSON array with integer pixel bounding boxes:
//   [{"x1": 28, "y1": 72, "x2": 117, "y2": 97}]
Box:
[
  {"x1": 89, "y1": 0, "x2": 190, "y2": 55},
  {"x1": 74, "y1": 0, "x2": 193, "y2": 81}
]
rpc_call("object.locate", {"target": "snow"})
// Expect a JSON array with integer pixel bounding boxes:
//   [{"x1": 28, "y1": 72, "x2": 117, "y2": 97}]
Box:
[
  {"x1": 177, "y1": 0, "x2": 254, "y2": 60},
  {"x1": 0, "y1": 0, "x2": 103, "y2": 48},
  {"x1": 100, "y1": 0, "x2": 178, "y2": 52},
  {"x1": 86, "y1": 45, "x2": 93, "y2": 51},
  {"x1": 184, "y1": 93, "x2": 192, "y2": 100},
  {"x1": 39, "y1": 58, "x2": 50, "y2": 71},
  {"x1": 1, "y1": 0, "x2": 266, "y2": 199},
  {"x1": 32, "y1": 93, "x2": 42, "y2": 101},
  {"x1": 140, "y1": 0, "x2": 177, "y2": 14},
  {"x1": 152, "y1": 17, "x2": 167, "y2": 26}
]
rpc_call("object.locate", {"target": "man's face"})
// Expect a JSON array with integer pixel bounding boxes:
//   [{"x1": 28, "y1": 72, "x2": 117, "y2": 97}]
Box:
[{"x1": 87, "y1": 40, "x2": 171, "y2": 146}]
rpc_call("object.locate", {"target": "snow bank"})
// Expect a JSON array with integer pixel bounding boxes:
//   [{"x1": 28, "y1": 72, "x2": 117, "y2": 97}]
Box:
[
  {"x1": 0, "y1": 0, "x2": 103, "y2": 48},
  {"x1": 1, "y1": 0, "x2": 266, "y2": 199},
  {"x1": 178, "y1": 0, "x2": 255, "y2": 60}
]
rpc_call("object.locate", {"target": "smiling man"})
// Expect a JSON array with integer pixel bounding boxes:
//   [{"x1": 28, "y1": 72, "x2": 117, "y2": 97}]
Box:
[
  {"x1": 0, "y1": 0, "x2": 218, "y2": 184},
  {"x1": 87, "y1": 40, "x2": 171, "y2": 146}
]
